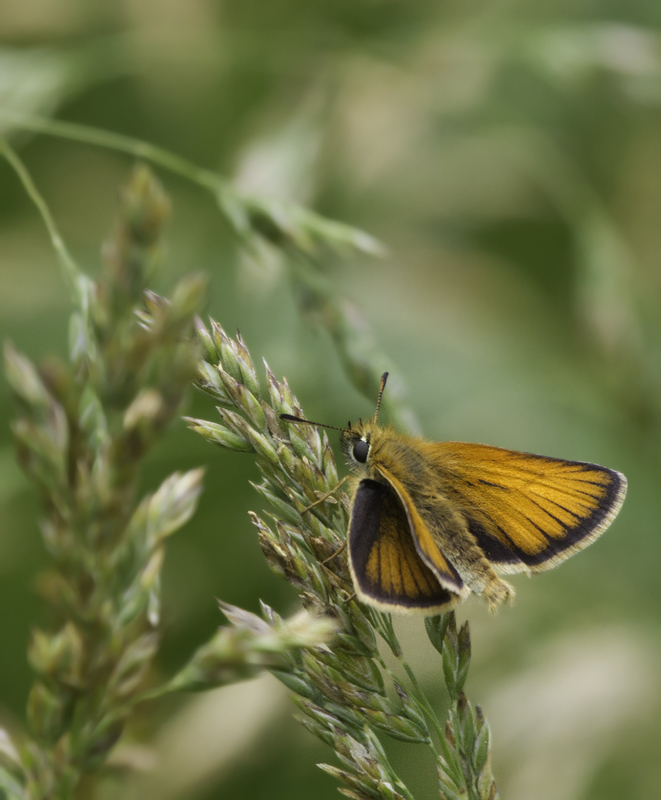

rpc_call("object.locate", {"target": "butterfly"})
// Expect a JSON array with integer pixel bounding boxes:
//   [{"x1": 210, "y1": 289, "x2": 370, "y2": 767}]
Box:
[{"x1": 281, "y1": 373, "x2": 627, "y2": 614}]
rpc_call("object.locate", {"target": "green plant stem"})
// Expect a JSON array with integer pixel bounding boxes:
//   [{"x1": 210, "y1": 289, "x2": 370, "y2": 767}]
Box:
[
  {"x1": 374, "y1": 616, "x2": 447, "y2": 745},
  {"x1": 0, "y1": 110, "x2": 220, "y2": 191},
  {"x1": 0, "y1": 136, "x2": 86, "y2": 307}
]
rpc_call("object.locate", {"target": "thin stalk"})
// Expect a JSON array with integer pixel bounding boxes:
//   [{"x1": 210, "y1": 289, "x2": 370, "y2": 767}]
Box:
[
  {"x1": 0, "y1": 136, "x2": 86, "y2": 307},
  {"x1": 375, "y1": 616, "x2": 447, "y2": 745},
  {"x1": 0, "y1": 110, "x2": 219, "y2": 191}
]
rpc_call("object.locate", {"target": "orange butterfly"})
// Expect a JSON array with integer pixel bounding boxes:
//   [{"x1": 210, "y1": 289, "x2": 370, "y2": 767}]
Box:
[{"x1": 282, "y1": 374, "x2": 627, "y2": 613}]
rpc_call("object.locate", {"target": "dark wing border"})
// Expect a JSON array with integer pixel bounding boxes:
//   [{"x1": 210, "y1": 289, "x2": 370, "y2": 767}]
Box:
[
  {"x1": 348, "y1": 479, "x2": 461, "y2": 613},
  {"x1": 438, "y1": 445, "x2": 628, "y2": 573}
]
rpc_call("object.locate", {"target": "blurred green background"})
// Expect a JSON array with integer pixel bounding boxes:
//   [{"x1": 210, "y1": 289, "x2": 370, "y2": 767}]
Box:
[{"x1": 1, "y1": 2, "x2": 660, "y2": 799}]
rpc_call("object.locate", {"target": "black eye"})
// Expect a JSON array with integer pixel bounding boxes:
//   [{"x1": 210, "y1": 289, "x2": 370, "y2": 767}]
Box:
[{"x1": 353, "y1": 440, "x2": 369, "y2": 463}]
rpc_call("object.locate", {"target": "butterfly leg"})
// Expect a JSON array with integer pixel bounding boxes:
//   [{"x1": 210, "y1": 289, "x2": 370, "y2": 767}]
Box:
[
  {"x1": 302, "y1": 475, "x2": 349, "y2": 514},
  {"x1": 321, "y1": 539, "x2": 346, "y2": 565}
]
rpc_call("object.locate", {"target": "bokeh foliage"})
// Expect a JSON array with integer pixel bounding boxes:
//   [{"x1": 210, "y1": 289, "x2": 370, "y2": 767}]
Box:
[{"x1": 1, "y1": 2, "x2": 660, "y2": 799}]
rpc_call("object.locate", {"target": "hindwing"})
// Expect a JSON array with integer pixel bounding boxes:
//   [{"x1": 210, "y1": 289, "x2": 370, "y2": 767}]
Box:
[{"x1": 347, "y1": 479, "x2": 461, "y2": 613}]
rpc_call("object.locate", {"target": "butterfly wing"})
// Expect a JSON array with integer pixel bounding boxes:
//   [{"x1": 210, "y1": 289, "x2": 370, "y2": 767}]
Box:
[
  {"x1": 426, "y1": 441, "x2": 627, "y2": 574},
  {"x1": 374, "y1": 466, "x2": 469, "y2": 596},
  {"x1": 348, "y1": 478, "x2": 462, "y2": 613}
]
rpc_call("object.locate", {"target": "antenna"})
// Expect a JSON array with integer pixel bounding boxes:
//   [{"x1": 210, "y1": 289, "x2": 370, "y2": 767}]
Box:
[
  {"x1": 280, "y1": 414, "x2": 347, "y2": 433},
  {"x1": 374, "y1": 372, "x2": 389, "y2": 423},
  {"x1": 281, "y1": 371, "x2": 390, "y2": 431}
]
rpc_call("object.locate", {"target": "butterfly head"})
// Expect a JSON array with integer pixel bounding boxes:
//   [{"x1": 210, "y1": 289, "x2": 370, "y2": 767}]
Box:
[
  {"x1": 279, "y1": 372, "x2": 389, "y2": 476},
  {"x1": 340, "y1": 418, "x2": 381, "y2": 472}
]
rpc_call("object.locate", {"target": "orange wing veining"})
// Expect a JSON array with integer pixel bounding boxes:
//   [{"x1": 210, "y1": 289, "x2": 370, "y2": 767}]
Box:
[
  {"x1": 347, "y1": 479, "x2": 460, "y2": 613},
  {"x1": 375, "y1": 466, "x2": 469, "y2": 596},
  {"x1": 426, "y1": 441, "x2": 627, "y2": 573}
]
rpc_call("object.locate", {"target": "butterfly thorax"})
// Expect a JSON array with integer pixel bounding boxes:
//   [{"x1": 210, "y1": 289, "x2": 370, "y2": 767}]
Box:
[{"x1": 340, "y1": 420, "x2": 434, "y2": 488}]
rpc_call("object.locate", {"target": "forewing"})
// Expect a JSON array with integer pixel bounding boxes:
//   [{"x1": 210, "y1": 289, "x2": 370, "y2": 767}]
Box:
[
  {"x1": 428, "y1": 441, "x2": 627, "y2": 573},
  {"x1": 348, "y1": 479, "x2": 461, "y2": 613}
]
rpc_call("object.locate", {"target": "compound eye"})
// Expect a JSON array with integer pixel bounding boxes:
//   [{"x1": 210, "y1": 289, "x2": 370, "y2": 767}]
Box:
[{"x1": 353, "y1": 440, "x2": 369, "y2": 463}]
